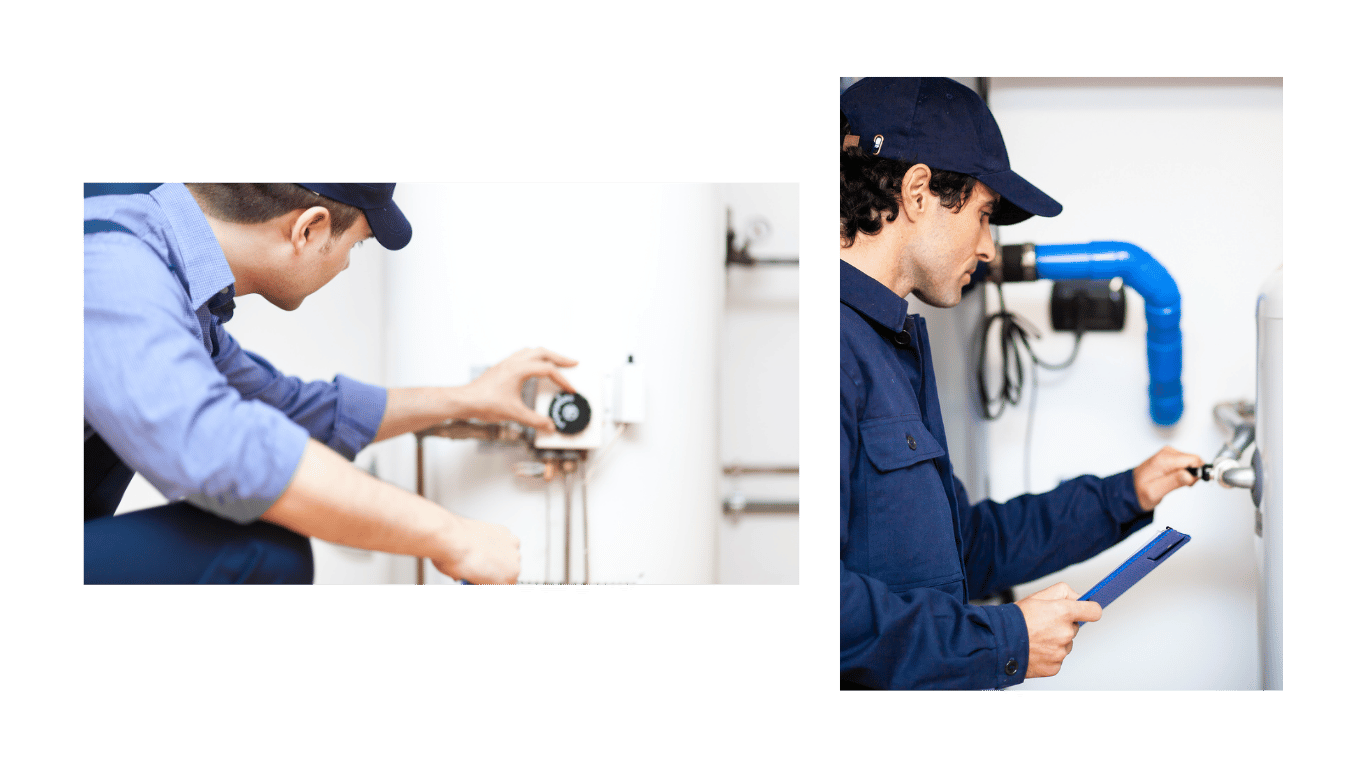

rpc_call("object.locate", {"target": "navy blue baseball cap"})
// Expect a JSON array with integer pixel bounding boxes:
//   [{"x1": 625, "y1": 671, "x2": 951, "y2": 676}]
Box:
[
  {"x1": 296, "y1": 183, "x2": 411, "y2": 250},
  {"x1": 840, "y1": 77, "x2": 1062, "y2": 225}
]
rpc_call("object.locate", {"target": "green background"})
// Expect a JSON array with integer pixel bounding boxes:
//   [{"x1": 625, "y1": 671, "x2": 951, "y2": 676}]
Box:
[{"x1": 13, "y1": 1, "x2": 1355, "y2": 759}]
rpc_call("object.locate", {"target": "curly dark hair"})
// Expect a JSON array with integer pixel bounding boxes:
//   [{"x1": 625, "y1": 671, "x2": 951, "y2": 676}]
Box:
[{"x1": 841, "y1": 112, "x2": 980, "y2": 248}]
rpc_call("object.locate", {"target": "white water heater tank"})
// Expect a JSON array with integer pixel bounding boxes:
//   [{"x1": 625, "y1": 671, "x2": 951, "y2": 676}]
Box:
[{"x1": 1254, "y1": 266, "x2": 1283, "y2": 690}]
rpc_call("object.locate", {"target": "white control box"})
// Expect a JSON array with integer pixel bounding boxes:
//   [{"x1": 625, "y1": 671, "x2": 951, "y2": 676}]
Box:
[
  {"x1": 613, "y1": 355, "x2": 646, "y2": 424},
  {"x1": 533, "y1": 365, "x2": 606, "y2": 450}
]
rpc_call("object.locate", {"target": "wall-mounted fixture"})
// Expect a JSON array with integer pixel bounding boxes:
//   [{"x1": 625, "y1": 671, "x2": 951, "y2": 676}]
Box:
[
  {"x1": 725, "y1": 208, "x2": 797, "y2": 267},
  {"x1": 413, "y1": 357, "x2": 644, "y2": 585},
  {"x1": 720, "y1": 464, "x2": 799, "y2": 519}
]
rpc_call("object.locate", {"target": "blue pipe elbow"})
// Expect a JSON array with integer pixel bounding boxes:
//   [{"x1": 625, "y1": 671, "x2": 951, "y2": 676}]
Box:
[{"x1": 1034, "y1": 241, "x2": 1183, "y2": 426}]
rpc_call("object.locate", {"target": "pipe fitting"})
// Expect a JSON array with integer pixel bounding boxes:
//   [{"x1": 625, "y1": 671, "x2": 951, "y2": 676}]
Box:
[
  {"x1": 1219, "y1": 465, "x2": 1257, "y2": 489},
  {"x1": 1031, "y1": 241, "x2": 1184, "y2": 426}
]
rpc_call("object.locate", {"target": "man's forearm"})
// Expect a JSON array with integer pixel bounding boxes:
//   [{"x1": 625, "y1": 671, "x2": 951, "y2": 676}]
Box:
[
  {"x1": 370, "y1": 348, "x2": 573, "y2": 443},
  {"x1": 372, "y1": 386, "x2": 471, "y2": 442},
  {"x1": 261, "y1": 438, "x2": 457, "y2": 559}
]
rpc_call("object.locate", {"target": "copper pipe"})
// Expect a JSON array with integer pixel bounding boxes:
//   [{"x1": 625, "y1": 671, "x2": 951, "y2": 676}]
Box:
[
  {"x1": 416, "y1": 420, "x2": 525, "y2": 442},
  {"x1": 563, "y1": 462, "x2": 572, "y2": 585}
]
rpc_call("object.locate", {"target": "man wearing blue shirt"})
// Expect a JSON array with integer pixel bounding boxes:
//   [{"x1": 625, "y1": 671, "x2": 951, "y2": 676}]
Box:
[
  {"x1": 85, "y1": 183, "x2": 576, "y2": 584},
  {"x1": 839, "y1": 79, "x2": 1204, "y2": 688}
]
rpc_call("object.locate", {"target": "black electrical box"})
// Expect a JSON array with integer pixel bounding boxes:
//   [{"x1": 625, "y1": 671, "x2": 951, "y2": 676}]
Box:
[{"x1": 1050, "y1": 279, "x2": 1126, "y2": 333}]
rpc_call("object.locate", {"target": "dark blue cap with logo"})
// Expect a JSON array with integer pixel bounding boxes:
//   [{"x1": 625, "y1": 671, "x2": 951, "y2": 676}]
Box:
[
  {"x1": 840, "y1": 77, "x2": 1062, "y2": 225},
  {"x1": 296, "y1": 183, "x2": 411, "y2": 250}
]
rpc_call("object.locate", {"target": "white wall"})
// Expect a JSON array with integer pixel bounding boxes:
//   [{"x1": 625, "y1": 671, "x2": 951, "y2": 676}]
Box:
[
  {"x1": 379, "y1": 183, "x2": 743, "y2": 585},
  {"x1": 717, "y1": 184, "x2": 800, "y2": 584},
  {"x1": 975, "y1": 78, "x2": 1283, "y2": 689}
]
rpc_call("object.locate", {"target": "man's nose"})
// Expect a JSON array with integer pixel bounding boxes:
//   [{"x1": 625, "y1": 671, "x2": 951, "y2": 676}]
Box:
[{"x1": 977, "y1": 225, "x2": 996, "y2": 262}]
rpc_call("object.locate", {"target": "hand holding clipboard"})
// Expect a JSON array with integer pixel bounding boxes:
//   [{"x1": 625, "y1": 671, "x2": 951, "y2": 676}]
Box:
[{"x1": 1077, "y1": 526, "x2": 1191, "y2": 625}]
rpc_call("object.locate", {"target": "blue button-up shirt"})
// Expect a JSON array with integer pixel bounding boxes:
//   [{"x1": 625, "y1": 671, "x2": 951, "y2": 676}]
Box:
[
  {"x1": 84, "y1": 183, "x2": 388, "y2": 524},
  {"x1": 840, "y1": 259, "x2": 1152, "y2": 689}
]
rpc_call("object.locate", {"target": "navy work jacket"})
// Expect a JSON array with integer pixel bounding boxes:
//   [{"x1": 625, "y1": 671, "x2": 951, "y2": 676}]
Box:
[{"x1": 839, "y1": 260, "x2": 1152, "y2": 690}]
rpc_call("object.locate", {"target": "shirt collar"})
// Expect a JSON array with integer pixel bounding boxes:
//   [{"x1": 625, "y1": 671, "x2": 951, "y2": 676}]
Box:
[
  {"x1": 150, "y1": 183, "x2": 236, "y2": 312},
  {"x1": 841, "y1": 259, "x2": 910, "y2": 333}
]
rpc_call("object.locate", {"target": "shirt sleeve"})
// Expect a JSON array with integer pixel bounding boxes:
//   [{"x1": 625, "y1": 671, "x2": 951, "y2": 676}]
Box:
[
  {"x1": 954, "y1": 471, "x2": 1153, "y2": 601},
  {"x1": 839, "y1": 366, "x2": 1029, "y2": 690},
  {"x1": 84, "y1": 231, "x2": 308, "y2": 524},
  {"x1": 210, "y1": 328, "x2": 387, "y2": 461}
]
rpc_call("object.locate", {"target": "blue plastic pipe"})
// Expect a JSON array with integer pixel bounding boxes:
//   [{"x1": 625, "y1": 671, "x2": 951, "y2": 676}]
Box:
[{"x1": 1033, "y1": 241, "x2": 1183, "y2": 426}]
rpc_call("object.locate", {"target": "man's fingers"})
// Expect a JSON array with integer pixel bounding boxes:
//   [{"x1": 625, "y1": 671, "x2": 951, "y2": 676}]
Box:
[
  {"x1": 538, "y1": 366, "x2": 577, "y2": 393},
  {"x1": 1032, "y1": 582, "x2": 1077, "y2": 601},
  {"x1": 512, "y1": 404, "x2": 555, "y2": 431},
  {"x1": 1072, "y1": 599, "x2": 1102, "y2": 623},
  {"x1": 1152, "y1": 472, "x2": 1192, "y2": 500},
  {"x1": 1157, "y1": 446, "x2": 1204, "y2": 472},
  {"x1": 527, "y1": 347, "x2": 578, "y2": 366}
]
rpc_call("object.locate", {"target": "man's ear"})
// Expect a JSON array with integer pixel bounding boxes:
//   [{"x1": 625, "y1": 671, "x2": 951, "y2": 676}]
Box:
[
  {"x1": 289, "y1": 206, "x2": 333, "y2": 253},
  {"x1": 899, "y1": 164, "x2": 933, "y2": 221}
]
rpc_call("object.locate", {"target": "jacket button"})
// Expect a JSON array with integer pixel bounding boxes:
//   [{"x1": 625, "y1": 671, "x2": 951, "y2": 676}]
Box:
[
  {"x1": 1005, "y1": 659, "x2": 1018, "y2": 675},
  {"x1": 894, "y1": 330, "x2": 912, "y2": 346},
  {"x1": 906, "y1": 434, "x2": 917, "y2": 451}
]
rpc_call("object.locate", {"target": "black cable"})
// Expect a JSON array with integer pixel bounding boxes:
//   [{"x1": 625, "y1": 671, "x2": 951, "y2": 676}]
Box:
[{"x1": 975, "y1": 282, "x2": 1083, "y2": 491}]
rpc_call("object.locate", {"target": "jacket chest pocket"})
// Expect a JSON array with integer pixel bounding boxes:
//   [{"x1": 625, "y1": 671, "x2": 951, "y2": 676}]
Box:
[{"x1": 858, "y1": 416, "x2": 962, "y2": 592}]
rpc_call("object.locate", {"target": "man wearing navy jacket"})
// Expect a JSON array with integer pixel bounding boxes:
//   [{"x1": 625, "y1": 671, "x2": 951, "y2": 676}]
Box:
[{"x1": 839, "y1": 78, "x2": 1203, "y2": 688}]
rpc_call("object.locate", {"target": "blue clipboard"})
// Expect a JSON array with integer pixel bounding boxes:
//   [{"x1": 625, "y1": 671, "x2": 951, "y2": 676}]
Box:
[{"x1": 1077, "y1": 526, "x2": 1190, "y2": 624}]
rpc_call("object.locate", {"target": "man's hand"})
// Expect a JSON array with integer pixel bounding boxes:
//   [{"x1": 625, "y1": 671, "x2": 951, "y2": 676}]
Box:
[
  {"x1": 1015, "y1": 582, "x2": 1101, "y2": 679},
  {"x1": 430, "y1": 517, "x2": 521, "y2": 584},
  {"x1": 372, "y1": 347, "x2": 579, "y2": 442},
  {"x1": 1133, "y1": 445, "x2": 1204, "y2": 511},
  {"x1": 458, "y1": 347, "x2": 578, "y2": 432},
  {"x1": 262, "y1": 440, "x2": 522, "y2": 584}
]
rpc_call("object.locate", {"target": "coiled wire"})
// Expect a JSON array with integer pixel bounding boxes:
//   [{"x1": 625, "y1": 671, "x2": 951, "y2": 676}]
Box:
[{"x1": 975, "y1": 282, "x2": 1082, "y2": 491}]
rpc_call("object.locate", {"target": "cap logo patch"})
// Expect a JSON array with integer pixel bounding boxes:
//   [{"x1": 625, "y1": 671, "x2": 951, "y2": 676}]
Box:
[{"x1": 872, "y1": 135, "x2": 884, "y2": 154}]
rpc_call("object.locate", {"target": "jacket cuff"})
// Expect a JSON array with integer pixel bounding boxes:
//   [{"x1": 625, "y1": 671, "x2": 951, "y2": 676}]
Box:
[
  {"x1": 1102, "y1": 469, "x2": 1154, "y2": 533},
  {"x1": 330, "y1": 375, "x2": 388, "y2": 460},
  {"x1": 983, "y1": 602, "x2": 1029, "y2": 688}
]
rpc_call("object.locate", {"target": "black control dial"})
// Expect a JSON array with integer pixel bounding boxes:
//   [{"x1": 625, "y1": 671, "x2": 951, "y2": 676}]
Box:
[{"x1": 548, "y1": 392, "x2": 591, "y2": 434}]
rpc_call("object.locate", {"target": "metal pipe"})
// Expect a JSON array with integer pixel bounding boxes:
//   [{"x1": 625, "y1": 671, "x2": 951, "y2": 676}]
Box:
[
  {"x1": 1215, "y1": 425, "x2": 1255, "y2": 463},
  {"x1": 563, "y1": 460, "x2": 573, "y2": 585},
  {"x1": 1209, "y1": 401, "x2": 1257, "y2": 489},
  {"x1": 722, "y1": 465, "x2": 799, "y2": 476},
  {"x1": 581, "y1": 466, "x2": 590, "y2": 585},
  {"x1": 722, "y1": 495, "x2": 800, "y2": 515},
  {"x1": 1220, "y1": 466, "x2": 1256, "y2": 489},
  {"x1": 545, "y1": 477, "x2": 553, "y2": 584},
  {"x1": 1213, "y1": 401, "x2": 1255, "y2": 460}
]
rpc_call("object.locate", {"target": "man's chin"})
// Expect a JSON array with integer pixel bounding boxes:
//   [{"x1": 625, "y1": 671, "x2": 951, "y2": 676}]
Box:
[
  {"x1": 909, "y1": 288, "x2": 963, "y2": 309},
  {"x1": 266, "y1": 295, "x2": 305, "y2": 311}
]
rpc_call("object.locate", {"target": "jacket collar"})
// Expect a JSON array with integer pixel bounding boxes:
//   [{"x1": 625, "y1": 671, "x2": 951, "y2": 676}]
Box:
[{"x1": 841, "y1": 259, "x2": 909, "y2": 333}]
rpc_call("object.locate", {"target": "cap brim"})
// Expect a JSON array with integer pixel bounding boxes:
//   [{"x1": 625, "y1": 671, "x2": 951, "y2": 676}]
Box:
[
  {"x1": 365, "y1": 199, "x2": 412, "y2": 250},
  {"x1": 977, "y1": 169, "x2": 1063, "y2": 226}
]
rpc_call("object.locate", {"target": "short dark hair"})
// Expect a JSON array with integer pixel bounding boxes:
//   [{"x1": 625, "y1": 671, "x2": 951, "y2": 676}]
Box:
[
  {"x1": 185, "y1": 184, "x2": 362, "y2": 239},
  {"x1": 840, "y1": 112, "x2": 979, "y2": 248}
]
